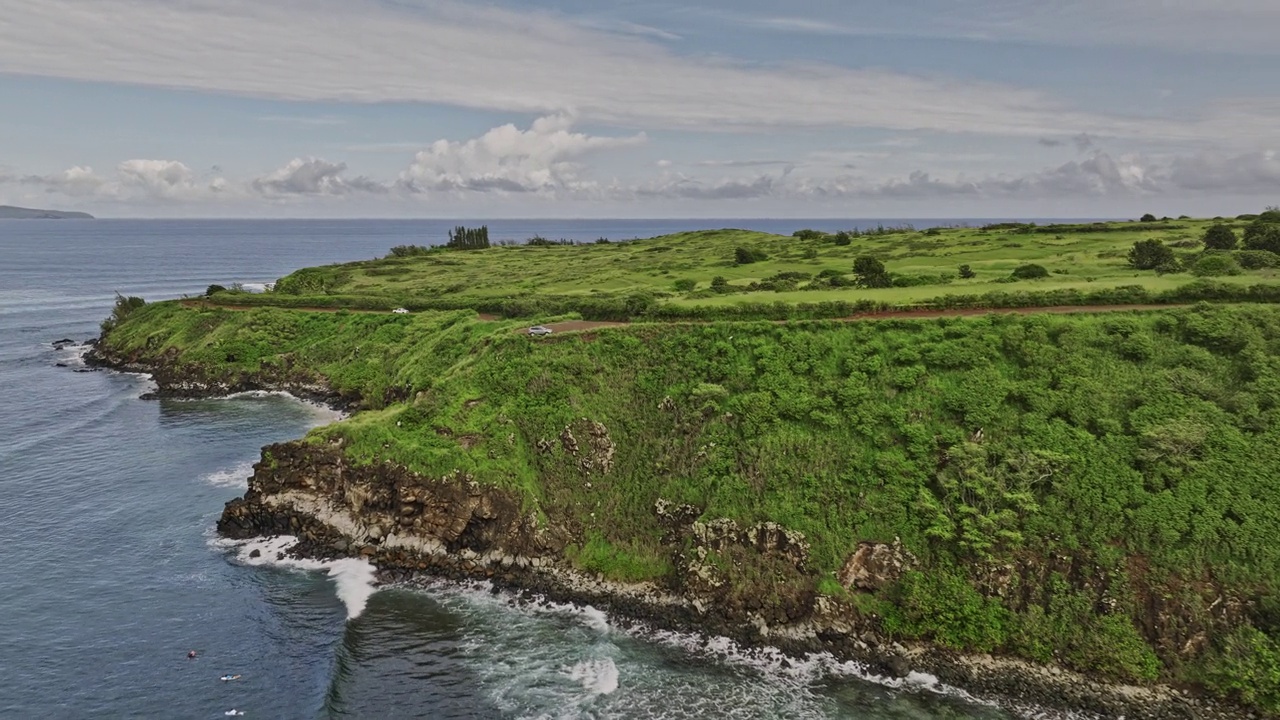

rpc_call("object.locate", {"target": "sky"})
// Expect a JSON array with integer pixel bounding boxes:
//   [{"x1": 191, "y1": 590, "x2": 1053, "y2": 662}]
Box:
[{"x1": 0, "y1": 0, "x2": 1278, "y2": 218}]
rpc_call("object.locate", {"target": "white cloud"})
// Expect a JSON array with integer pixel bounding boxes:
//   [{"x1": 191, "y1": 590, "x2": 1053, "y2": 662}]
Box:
[
  {"x1": 399, "y1": 114, "x2": 644, "y2": 194},
  {"x1": 16, "y1": 160, "x2": 226, "y2": 202},
  {"x1": 0, "y1": 0, "x2": 1244, "y2": 141},
  {"x1": 252, "y1": 158, "x2": 386, "y2": 196},
  {"x1": 21, "y1": 165, "x2": 107, "y2": 196},
  {"x1": 116, "y1": 159, "x2": 198, "y2": 198},
  {"x1": 717, "y1": 2, "x2": 1280, "y2": 56}
]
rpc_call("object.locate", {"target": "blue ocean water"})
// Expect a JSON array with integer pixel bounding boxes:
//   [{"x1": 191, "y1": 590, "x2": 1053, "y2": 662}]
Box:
[{"x1": 0, "y1": 219, "x2": 1064, "y2": 719}]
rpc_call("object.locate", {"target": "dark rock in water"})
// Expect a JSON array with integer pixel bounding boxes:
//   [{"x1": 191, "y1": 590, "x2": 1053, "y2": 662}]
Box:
[
  {"x1": 139, "y1": 391, "x2": 158, "y2": 399},
  {"x1": 248, "y1": 549, "x2": 261, "y2": 559},
  {"x1": 51, "y1": 338, "x2": 75, "y2": 347},
  {"x1": 883, "y1": 653, "x2": 912, "y2": 678},
  {"x1": 55, "y1": 363, "x2": 68, "y2": 368},
  {"x1": 73, "y1": 368, "x2": 98, "y2": 373}
]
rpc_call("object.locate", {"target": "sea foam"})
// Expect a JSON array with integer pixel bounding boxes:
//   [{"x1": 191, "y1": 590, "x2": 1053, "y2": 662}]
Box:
[{"x1": 219, "y1": 535, "x2": 378, "y2": 620}]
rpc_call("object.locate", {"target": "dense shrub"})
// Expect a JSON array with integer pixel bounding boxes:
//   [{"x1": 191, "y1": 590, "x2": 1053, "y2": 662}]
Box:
[
  {"x1": 205, "y1": 284, "x2": 227, "y2": 296},
  {"x1": 1140, "y1": 213, "x2": 1158, "y2": 222},
  {"x1": 1011, "y1": 263, "x2": 1050, "y2": 280},
  {"x1": 672, "y1": 279, "x2": 697, "y2": 293},
  {"x1": 958, "y1": 264, "x2": 976, "y2": 279},
  {"x1": 853, "y1": 256, "x2": 891, "y2": 288},
  {"x1": 1244, "y1": 221, "x2": 1280, "y2": 254},
  {"x1": 734, "y1": 246, "x2": 769, "y2": 265},
  {"x1": 1203, "y1": 224, "x2": 1238, "y2": 250},
  {"x1": 1237, "y1": 250, "x2": 1280, "y2": 269},
  {"x1": 792, "y1": 229, "x2": 826, "y2": 241},
  {"x1": 1192, "y1": 253, "x2": 1243, "y2": 277},
  {"x1": 832, "y1": 231, "x2": 853, "y2": 246},
  {"x1": 1129, "y1": 239, "x2": 1176, "y2": 270},
  {"x1": 100, "y1": 294, "x2": 145, "y2": 333},
  {"x1": 387, "y1": 244, "x2": 433, "y2": 257}
]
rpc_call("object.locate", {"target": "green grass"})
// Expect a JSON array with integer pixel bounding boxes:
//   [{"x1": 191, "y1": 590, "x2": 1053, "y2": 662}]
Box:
[
  {"x1": 100, "y1": 212, "x2": 1280, "y2": 713},
  {"x1": 212, "y1": 218, "x2": 1280, "y2": 318}
]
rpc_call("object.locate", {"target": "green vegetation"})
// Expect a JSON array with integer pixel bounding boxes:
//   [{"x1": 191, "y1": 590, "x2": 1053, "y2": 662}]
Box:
[
  {"x1": 189, "y1": 216, "x2": 1280, "y2": 321},
  {"x1": 103, "y1": 299, "x2": 1280, "y2": 710},
  {"x1": 447, "y1": 225, "x2": 490, "y2": 250},
  {"x1": 100, "y1": 211, "x2": 1280, "y2": 714},
  {"x1": 1204, "y1": 224, "x2": 1239, "y2": 251}
]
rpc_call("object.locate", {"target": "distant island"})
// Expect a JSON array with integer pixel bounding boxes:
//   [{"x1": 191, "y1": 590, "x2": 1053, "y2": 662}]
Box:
[{"x1": 0, "y1": 205, "x2": 93, "y2": 219}]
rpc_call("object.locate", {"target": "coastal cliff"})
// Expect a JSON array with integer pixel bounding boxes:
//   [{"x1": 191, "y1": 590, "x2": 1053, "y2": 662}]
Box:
[
  {"x1": 217, "y1": 440, "x2": 1230, "y2": 719},
  {"x1": 91, "y1": 296, "x2": 1280, "y2": 719}
]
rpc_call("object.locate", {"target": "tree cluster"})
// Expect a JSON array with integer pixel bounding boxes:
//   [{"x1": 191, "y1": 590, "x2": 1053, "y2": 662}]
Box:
[{"x1": 447, "y1": 225, "x2": 490, "y2": 250}]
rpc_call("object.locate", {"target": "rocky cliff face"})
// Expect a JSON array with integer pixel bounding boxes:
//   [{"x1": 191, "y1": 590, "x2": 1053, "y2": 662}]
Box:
[
  {"x1": 216, "y1": 440, "x2": 1239, "y2": 720},
  {"x1": 87, "y1": 342, "x2": 361, "y2": 410}
]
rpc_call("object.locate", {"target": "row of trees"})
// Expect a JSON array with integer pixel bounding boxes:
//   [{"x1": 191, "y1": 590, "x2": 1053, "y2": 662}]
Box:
[{"x1": 447, "y1": 225, "x2": 490, "y2": 250}]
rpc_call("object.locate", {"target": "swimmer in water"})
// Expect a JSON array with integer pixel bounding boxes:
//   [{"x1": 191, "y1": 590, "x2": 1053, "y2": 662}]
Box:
[
  {"x1": 187, "y1": 650, "x2": 197, "y2": 659},
  {"x1": 219, "y1": 675, "x2": 242, "y2": 682}
]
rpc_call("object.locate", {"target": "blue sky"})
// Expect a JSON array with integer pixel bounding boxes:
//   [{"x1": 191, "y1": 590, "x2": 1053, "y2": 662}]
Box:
[{"x1": 0, "y1": 0, "x2": 1277, "y2": 218}]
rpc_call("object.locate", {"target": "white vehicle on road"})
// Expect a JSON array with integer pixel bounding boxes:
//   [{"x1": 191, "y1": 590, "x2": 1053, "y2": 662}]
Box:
[
  {"x1": 392, "y1": 307, "x2": 410, "y2": 314},
  {"x1": 527, "y1": 325, "x2": 553, "y2": 336}
]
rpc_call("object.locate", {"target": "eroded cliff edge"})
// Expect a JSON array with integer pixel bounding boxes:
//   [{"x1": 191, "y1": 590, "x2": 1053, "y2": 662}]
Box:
[
  {"x1": 91, "y1": 300, "x2": 1280, "y2": 719},
  {"x1": 216, "y1": 440, "x2": 1234, "y2": 719}
]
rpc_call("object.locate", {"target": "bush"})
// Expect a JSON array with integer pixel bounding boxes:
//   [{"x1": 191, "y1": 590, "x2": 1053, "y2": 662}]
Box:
[
  {"x1": 672, "y1": 279, "x2": 697, "y2": 293},
  {"x1": 1011, "y1": 263, "x2": 1050, "y2": 280},
  {"x1": 734, "y1": 246, "x2": 769, "y2": 265},
  {"x1": 1140, "y1": 213, "x2": 1157, "y2": 222},
  {"x1": 1237, "y1": 250, "x2": 1280, "y2": 269},
  {"x1": 832, "y1": 231, "x2": 853, "y2": 246},
  {"x1": 1244, "y1": 221, "x2": 1280, "y2": 254},
  {"x1": 205, "y1": 284, "x2": 227, "y2": 297},
  {"x1": 792, "y1": 229, "x2": 825, "y2": 241},
  {"x1": 853, "y1": 256, "x2": 891, "y2": 288},
  {"x1": 710, "y1": 276, "x2": 729, "y2": 292},
  {"x1": 1129, "y1": 239, "x2": 1176, "y2": 270},
  {"x1": 958, "y1": 264, "x2": 976, "y2": 279},
  {"x1": 100, "y1": 293, "x2": 146, "y2": 334},
  {"x1": 387, "y1": 244, "x2": 433, "y2": 257},
  {"x1": 1192, "y1": 253, "x2": 1243, "y2": 277},
  {"x1": 1203, "y1": 224, "x2": 1238, "y2": 250}
]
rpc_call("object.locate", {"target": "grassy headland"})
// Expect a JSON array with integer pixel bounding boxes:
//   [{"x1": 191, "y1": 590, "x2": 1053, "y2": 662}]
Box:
[
  {"x1": 98, "y1": 212, "x2": 1280, "y2": 714},
  {"x1": 200, "y1": 214, "x2": 1280, "y2": 320}
]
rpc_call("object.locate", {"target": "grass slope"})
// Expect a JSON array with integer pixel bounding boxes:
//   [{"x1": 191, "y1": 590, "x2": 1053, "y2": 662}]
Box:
[
  {"x1": 204, "y1": 218, "x2": 1280, "y2": 319},
  {"x1": 102, "y1": 300, "x2": 1280, "y2": 710}
]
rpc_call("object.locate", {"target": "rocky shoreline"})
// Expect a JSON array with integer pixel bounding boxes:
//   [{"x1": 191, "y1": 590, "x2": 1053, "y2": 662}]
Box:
[{"x1": 86, "y1": 344, "x2": 1250, "y2": 720}]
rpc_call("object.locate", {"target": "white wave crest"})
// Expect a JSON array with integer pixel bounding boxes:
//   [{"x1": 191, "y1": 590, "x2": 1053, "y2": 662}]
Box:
[
  {"x1": 566, "y1": 657, "x2": 619, "y2": 695},
  {"x1": 202, "y1": 461, "x2": 254, "y2": 489},
  {"x1": 217, "y1": 535, "x2": 378, "y2": 620}
]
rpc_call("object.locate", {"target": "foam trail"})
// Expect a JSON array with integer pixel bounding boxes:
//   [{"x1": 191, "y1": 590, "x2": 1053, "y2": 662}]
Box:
[
  {"x1": 566, "y1": 657, "x2": 619, "y2": 695},
  {"x1": 220, "y1": 536, "x2": 378, "y2": 619},
  {"x1": 202, "y1": 461, "x2": 255, "y2": 489},
  {"x1": 326, "y1": 558, "x2": 379, "y2": 620}
]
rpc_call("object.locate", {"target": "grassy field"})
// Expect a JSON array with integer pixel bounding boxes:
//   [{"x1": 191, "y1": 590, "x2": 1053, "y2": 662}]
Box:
[{"x1": 202, "y1": 216, "x2": 1280, "y2": 318}]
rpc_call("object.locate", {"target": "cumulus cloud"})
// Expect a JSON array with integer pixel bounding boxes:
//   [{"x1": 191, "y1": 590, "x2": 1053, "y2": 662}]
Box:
[
  {"x1": 0, "y1": 0, "x2": 1237, "y2": 140},
  {"x1": 637, "y1": 174, "x2": 780, "y2": 200},
  {"x1": 398, "y1": 115, "x2": 644, "y2": 194},
  {"x1": 21, "y1": 165, "x2": 107, "y2": 196},
  {"x1": 252, "y1": 158, "x2": 386, "y2": 196},
  {"x1": 16, "y1": 160, "x2": 226, "y2": 202}
]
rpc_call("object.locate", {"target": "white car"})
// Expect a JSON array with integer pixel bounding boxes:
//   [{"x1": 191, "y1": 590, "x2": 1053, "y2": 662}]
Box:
[
  {"x1": 528, "y1": 325, "x2": 553, "y2": 336},
  {"x1": 392, "y1": 307, "x2": 410, "y2": 314}
]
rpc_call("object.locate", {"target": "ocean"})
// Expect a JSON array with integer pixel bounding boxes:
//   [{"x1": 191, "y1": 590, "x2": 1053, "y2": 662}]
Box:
[{"x1": 0, "y1": 218, "x2": 1076, "y2": 719}]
